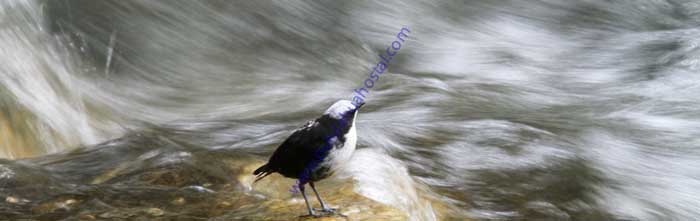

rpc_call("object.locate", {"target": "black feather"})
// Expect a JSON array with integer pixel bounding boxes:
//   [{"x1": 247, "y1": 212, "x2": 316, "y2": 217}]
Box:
[
  {"x1": 253, "y1": 164, "x2": 273, "y2": 182},
  {"x1": 255, "y1": 114, "x2": 354, "y2": 183}
]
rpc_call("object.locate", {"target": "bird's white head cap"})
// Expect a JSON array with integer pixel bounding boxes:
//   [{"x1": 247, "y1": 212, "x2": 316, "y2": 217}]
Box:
[{"x1": 324, "y1": 100, "x2": 364, "y2": 119}]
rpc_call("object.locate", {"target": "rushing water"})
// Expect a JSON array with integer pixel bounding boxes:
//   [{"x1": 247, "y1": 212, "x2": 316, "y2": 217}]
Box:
[{"x1": 2, "y1": 0, "x2": 700, "y2": 220}]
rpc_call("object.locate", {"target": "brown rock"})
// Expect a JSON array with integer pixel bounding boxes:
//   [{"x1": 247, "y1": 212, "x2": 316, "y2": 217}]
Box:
[
  {"x1": 171, "y1": 197, "x2": 186, "y2": 205},
  {"x1": 79, "y1": 214, "x2": 96, "y2": 220},
  {"x1": 31, "y1": 198, "x2": 81, "y2": 214},
  {"x1": 5, "y1": 196, "x2": 18, "y2": 203},
  {"x1": 145, "y1": 208, "x2": 164, "y2": 217},
  {"x1": 233, "y1": 159, "x2": 409, "y2": 221}
]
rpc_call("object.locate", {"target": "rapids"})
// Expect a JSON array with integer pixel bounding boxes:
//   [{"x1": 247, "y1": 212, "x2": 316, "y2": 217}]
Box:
[{"x1": 2, "y1": 0, "x2": 700, "y2": 220}]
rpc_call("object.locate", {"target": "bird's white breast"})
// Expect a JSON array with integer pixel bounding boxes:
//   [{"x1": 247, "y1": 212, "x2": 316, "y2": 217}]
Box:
[{"x1": 327, "y1": 111, "x2": 358, "y2": 170}]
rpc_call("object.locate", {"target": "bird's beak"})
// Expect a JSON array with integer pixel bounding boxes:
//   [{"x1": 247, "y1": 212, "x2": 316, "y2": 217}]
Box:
[{"x1": 355, "y1": 102, "x2": 365, "y2": 110}]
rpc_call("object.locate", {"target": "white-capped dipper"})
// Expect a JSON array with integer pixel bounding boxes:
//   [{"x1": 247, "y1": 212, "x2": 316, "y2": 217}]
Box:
[{"x1": 253, "y1": 100, "x2": 364, "y2": 217}]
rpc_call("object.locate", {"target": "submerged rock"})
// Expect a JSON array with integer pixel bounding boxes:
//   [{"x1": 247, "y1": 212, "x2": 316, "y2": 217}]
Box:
[
  {"x1": 233, "y1": 160, "x2": 408, "y2": 221},
  {"x1": 0, "y1": 135, "x2": 410, "y2": 220},
  {"x1": 145, "y1": 208, "x2": 164, "y2": 217}
]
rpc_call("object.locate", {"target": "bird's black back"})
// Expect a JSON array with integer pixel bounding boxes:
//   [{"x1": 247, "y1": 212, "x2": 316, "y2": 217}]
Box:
[{"x1": 264, "y1": 114, "x2": 353, "y2": 181}]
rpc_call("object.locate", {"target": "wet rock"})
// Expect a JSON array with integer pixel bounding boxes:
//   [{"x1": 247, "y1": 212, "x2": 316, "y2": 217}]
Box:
[
  {"x1": 98, "y1": 210, "x2": 136, "y2": 219},
  {"x1": 31, "y1": 197, "x2": 81, "y2": 214},
  {"x1": 4, "y1": 196, "x2": 30, "y2": 205},
  {"x1": 0, "y1": 110, "x2": 42, "y2": 159},
  {"x1": 5, "y1": 196, "x2": 18, "y2": 203},
  {"x1": 228, "y1": 160, "x2": 409, "y2": 221},
  {"x1": 171, "y1": 197, "x2": 186, "y2": 205},
  {"x1": 78, "y1": 214, "x2": 96, "y2": 220},
  {"x1": 2, "y1": 148, "x2": 413, "y2": 220},
  {"x1": 145, "y1": 207, "x2": 164, "y2": 216},
  {"x1": 90, "y1": 163, "x2": 129, "y2": 184}
]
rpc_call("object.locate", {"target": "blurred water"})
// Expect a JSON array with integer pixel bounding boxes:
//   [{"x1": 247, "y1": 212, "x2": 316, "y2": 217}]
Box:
[{"x1": 2, "y1": 0, "x2": 700, "y2": 220}]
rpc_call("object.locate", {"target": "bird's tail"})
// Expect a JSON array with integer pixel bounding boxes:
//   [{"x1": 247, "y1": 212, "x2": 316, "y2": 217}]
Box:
[{"x1": 253, "y1": 164, "x2": 273, "y2": 183}]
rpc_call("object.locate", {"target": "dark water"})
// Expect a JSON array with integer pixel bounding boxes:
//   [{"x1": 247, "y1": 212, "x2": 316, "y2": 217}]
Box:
[{"x1": 2, "y1": 0, "x2": 700, "y2": 220}]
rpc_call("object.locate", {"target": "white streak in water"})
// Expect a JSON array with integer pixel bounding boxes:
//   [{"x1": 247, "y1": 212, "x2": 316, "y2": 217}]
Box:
[
  {"x1": 340, "y1": 148, "x2": 437, "y2": 221},
  {"x1": 105, "y1": 30, "x2": 117, "y2": 77}
]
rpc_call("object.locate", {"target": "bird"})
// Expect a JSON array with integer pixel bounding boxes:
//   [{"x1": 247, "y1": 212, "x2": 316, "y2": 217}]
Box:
[{"x1": 253, "y1": 99, "x2": 364, "y2": 217}]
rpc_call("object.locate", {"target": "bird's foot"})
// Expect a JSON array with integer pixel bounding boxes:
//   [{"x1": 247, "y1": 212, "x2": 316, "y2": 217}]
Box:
[
  {"x1": 313, "y1": 207, "x2": 346, "y2": 217},
  {"x1": 299, "y1": 212, "x2": 322, "y2": 218}
]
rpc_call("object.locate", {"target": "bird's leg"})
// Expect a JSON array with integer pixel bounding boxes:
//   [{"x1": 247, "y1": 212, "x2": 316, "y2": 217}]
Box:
[
  {"x1": 299, "y1": 183, "x2": 318, "y2": 217},
  {"x1": 309, "y1": 182, "x2": 339, "y2": 215}
]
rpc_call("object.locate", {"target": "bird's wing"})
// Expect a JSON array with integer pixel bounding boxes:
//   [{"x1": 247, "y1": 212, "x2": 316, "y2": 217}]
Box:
[{"x1": 266, "y1": 117, "x2": 338, "y2": 177}]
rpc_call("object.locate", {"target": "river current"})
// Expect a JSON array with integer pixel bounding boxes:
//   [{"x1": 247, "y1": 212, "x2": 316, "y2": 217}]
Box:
[{"x1": 2, "y1": 1, "x2": 700, "y2": 220}]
